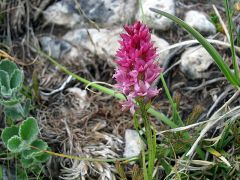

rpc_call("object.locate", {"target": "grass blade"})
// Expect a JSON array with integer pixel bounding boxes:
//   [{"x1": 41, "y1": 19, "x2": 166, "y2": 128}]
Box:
[{"x1": 224, "y1": 0, "x2": 240, "y2": 83}]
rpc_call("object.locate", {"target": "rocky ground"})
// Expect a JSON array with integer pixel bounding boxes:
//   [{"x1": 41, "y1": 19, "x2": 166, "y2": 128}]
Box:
[{"x1": 0, "y1": 0, "x2": 240, "y2": 179}]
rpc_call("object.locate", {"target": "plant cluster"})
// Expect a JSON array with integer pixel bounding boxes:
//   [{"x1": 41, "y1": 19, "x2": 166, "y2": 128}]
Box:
[{"x1": 0, "y1": 60, "x2": 49, "y2": 178}]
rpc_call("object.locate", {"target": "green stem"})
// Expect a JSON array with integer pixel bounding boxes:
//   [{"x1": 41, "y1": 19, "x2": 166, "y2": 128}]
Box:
[
  {"x1": 139, "y1": 0, "x2": 146, "y2": 23},
  {"x1": 139, "y1": 101, "x2": 155, "y2": 180}
]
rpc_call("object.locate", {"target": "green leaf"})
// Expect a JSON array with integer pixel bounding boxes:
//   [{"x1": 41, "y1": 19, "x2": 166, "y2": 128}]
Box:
[
  {"x1": 19, "y1": 117, "x2": 39, "y2": 143},
  {"x1": 150, "y1": 8, "x2": 239, "y2": 87},
  {"x1": 34, "y1": 151, "x2": 50, "y2": 163},
  {"x1": 4, "y1": 104, "x2": 24, "y2": 121},
  {"x1": 0, "y1": 70, "x2": 11, "y2": 97},
  {"x1": 7, "y1": 135, "x2": 23, "y2": 153},
  {"x1": 10, "y1": 69, "x2": 24, "y2": 90},
  {"x1": 22, "y1": 99, "x2": 32, "y2": 117},
  {"x1": 0, "y1": 60, "x2": 18, "y2": 76},
  {"x1": 22, "y1": 139, "x2": 48, "y2": 159},
  {"x1": 160, "y1": 159, "x2": 172, "y2": 175},
  {"x1": 1, "y1": 125, "x2": 19, "y2": 146},
  {"x1": 21, "y1": 156, "x2": 34, "y2": 168},
  {"x1": 0, "y1": 98, "x2": 21, "y2": 106}
]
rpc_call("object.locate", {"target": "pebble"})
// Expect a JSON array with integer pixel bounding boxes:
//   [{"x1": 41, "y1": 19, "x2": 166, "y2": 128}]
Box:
[
  {"x1": 123, "y1": 129, "x2": 145, "y2": 158},
  {"x1": 180, "y1": 46, "x2": 214, "y2": 79},
  {"x1": 184, "y1": 10, "x2": 216, "y2": 35}
]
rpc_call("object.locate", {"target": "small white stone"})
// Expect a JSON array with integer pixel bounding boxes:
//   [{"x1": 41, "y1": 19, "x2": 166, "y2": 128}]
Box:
[
  {"x1": 184, "y1": 10, "x2": 216, "y2": 35},
  {"x1": 123, "y1": 129, "x2": 145, "y2": 158},
  {"x1": 67, "y1": 88, "x2": 90, "y2": 109},
  {"x1": 136, "y1": 0, "x2": 175, "y2": 31},
  {"x1": 180, "y1": 46, "x2": 214, "y2": 79}
]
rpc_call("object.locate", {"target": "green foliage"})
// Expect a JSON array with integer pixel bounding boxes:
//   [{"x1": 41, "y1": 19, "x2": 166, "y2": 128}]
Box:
[
  {"x1": 7, "y1": 136, "x2": 23, "y2": 153},
  {"x1": 22, "y1": 139, "x2": 48, "y2": 159},
  {"x1": 0, "y1": 59, "x2": 49, "y2": 179},
  {"x1": 34, "y1": 149, "x2": 50, "y2": 163},
  {"x1": 1, "y1": 125, "x2": 19, "y2": 146},
  {"x1": 1, "y1": 117, "x2": 49, "y2": 171},
  {"x1": 0, "y1": 60, "x2": 23, "y2": 98},
  {"x1": 19, "y1": 117, "x2": 39, "y2": 144},
  {"x1": 0, "y1": 59, "x2": 31, "y2": 122},
  {"x1": 210, "y1": 13, "x2": 224, "y2": 33},
  {"x1": 21, "y1": 156, "x2": 35, "y2": 168}
]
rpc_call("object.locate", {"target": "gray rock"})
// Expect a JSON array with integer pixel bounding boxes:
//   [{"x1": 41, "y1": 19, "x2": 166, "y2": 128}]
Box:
[
  {"x1": 63, "y1": 28, "x2": 169, "y2": 65},
  {"x1": 123, "y1": 129, "x2": 145, "y2": 158},
  {"x1": 43, "y1": 0, "x2": 137, "y2": 28},
  {"x1": 184, "y1": 10, "x2": 216, "y2": 35},
  {"x1": 39, "y1": 36, "x2": 73, "y2": 59},
  {"x1": 39, "y1": 36, "x2": 83, "y2": 64},
  {"x1": 78, "y1": 0, "x2": 137, "y2": 26},
  {"x1": 43, "y1": 0, "x2": 82, "y2": 28},
  {"x1": 137, "y1": 0, "x2": 175, "y2": 31},
  {"x1": 180, "y1": 46, "x2": 214, "y2": 79},
  {"x1": 63, "y1": 28, "x2": 120, "y2": 66}
]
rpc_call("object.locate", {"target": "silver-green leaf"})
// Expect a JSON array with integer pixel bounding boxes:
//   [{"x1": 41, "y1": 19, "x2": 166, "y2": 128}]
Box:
[
  {"x1": 19, "y1": 117, "x2": 39, "y2": 144},
  {"x1": 7, "y1": 135, "x2": 23, "y2": 153},
  {"x1": 1, "y1": 125, "x2": 19, "y2": 146}
]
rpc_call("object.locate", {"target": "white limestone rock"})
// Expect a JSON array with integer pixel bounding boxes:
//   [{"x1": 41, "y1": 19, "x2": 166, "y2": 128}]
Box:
[
  {"x1": 136, "y1": 0, "x2": 175, "y2": 31},
  {"x1": 123, "y1": 129, "x2": 145, "y2": 158},
  {"x1": 180, "y1": 46, "x2": 214, "y2": 79},
  {"x1": 184, "y1": 10, "x2": 216, "y2": 35}
]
